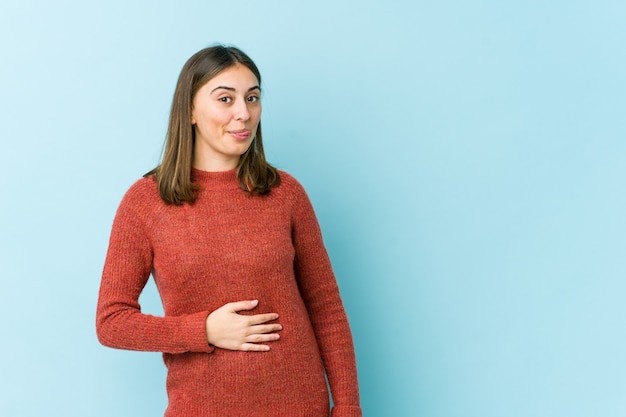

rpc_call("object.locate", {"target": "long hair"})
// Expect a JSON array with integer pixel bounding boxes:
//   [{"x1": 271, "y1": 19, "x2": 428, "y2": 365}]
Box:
[{"x1": 146, "y1": 45, "x2": 280, "y2": 205}]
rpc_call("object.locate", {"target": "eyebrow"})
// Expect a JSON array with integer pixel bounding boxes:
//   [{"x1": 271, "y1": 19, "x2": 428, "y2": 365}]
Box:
[{"x1": 210, "y1": 85, "x2": 261, "y2": 94}]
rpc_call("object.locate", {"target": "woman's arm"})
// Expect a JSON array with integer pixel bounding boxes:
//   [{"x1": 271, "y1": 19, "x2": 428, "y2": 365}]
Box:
[
  {"x1": 290, "y1": 179, "x2": 362, "y2": 417},
  {"x1": 96, "y1": 186, "x2": 214, "y2": 354}
]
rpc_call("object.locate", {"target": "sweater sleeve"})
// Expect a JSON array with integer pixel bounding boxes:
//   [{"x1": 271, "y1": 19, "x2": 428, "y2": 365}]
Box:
[
  {"x1": 96, "y1": 182, "x2": 214, "y2": 354},
  {"x1": 290, "y1": 181, "x2": 362, "y2": 417}
]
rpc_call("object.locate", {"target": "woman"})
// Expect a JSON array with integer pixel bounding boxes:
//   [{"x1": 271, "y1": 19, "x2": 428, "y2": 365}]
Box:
[{"x1": 96, "y1": 45, "x2": 362, "y2": 417}]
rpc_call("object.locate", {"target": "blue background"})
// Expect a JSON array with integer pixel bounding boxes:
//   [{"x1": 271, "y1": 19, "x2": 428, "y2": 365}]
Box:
[{"x1": 1, "y1": 1, "x2": 625, "y2": 416}]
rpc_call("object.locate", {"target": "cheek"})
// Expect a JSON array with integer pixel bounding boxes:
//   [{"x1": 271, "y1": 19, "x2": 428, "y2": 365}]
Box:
[
  {"x1": 198, "y1": 110, "x2": 229, "y2": 129},
  {"x1": 251, "y1": 107, "x2": 262, "y2": 123}
]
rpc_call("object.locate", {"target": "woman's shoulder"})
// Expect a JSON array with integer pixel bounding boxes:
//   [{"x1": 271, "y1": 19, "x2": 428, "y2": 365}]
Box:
[
  {"x1": 277, "y1": 170, "x2": 305, "y2": 188},
  {"x1": 270, "y1": 170, "x2": 317, "y2": 212},
  {"x1": 275, "y1": 170, "x2": 308, "y2": 196},
  {"x1": 117, "y1": 175, "x2": 161, "y2": 210},
  {"x1": 125, "y1": 175, "x2": 159, "y2": 198}
]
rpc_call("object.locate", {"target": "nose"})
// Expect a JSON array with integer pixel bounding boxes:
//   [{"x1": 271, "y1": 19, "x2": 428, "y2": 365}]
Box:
[{"x1": 233, "y1": 99, "x2": 251, "y2": 122}]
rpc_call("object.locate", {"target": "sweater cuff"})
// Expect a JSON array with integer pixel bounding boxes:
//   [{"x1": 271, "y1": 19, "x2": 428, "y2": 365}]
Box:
[
  {"x1": 331, "y1": 405, "x2": 362, "y2": 417},
  {"x1": 182, "y1": 311, "x2": 215, "y2": 353}
]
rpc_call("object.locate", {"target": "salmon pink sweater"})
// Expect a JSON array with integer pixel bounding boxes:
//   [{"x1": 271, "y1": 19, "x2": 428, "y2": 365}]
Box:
[{"x1": 96, "y1": 169, "x2": 361, "y2": 417}]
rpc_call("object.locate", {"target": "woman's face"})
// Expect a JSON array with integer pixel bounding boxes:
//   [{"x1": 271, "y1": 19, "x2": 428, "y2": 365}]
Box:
[{"x1": 191, "y1": 64, "x2": 261, "y2": 170}]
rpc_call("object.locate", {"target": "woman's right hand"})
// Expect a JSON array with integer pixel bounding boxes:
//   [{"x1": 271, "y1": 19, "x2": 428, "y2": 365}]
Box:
[{"x1": 205, "y1": 300, "x2": 282, "y2": 351}]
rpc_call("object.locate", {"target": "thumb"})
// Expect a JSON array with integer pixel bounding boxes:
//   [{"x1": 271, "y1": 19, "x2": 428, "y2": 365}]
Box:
[{"x1": 226, "y1": 299, "x2": 259, "y2": 313}]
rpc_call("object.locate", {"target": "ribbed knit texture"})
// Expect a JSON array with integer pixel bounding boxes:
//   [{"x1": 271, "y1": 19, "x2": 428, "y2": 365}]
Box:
[{"x1": 96, "y1": 169, "x2": 362, "y2": 417}]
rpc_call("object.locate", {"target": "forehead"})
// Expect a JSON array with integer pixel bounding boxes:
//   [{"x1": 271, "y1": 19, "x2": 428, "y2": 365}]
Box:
[{"x1": 205, "y1": 64, "x2": 259, "y2": 90}]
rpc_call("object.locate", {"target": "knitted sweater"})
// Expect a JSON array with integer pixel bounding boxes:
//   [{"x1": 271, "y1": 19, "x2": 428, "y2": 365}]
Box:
[{"x1": 96, "y1": 168, "x2": 362, "y2": 417}]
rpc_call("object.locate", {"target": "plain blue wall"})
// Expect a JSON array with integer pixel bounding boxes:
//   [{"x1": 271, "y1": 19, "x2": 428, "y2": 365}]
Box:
[{"x1": 1, "y1": 1, "x2": 625, "y2": 416}]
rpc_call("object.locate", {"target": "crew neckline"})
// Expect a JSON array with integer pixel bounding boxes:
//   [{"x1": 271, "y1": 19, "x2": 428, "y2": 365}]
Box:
[{"x1": 191, "y1": 167, "x2": 240, "y2": 190}]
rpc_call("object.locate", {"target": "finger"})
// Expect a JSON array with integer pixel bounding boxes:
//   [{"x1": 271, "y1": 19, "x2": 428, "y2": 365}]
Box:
[
  {"x1": 245, "y1": 332, "x2": 280, "y2": 343},
  {"x1": 247, "y1": 313, "x2": 279, "y2": 326},
  {"x1": 226, "y1": 300, "x2": 258, "y2": 313},
  {"x1": 249, "y1": 323, "x2": 282, "y2": 335},
  {"x1": 239, "y1": 343, "x2": 271, "y2": 352}
]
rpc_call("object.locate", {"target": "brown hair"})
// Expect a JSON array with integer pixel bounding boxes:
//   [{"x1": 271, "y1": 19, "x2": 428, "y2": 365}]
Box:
[{"x1": 146, "y1": 45, "x2": 280, "y2": 205}]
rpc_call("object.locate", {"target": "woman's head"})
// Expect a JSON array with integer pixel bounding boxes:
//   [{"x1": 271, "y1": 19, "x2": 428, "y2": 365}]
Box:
[
  {"x1": 191, "y1": 60, "x2": 262, "y2": 172},
  {"x1": 173, "y1": 46, "x2": 262, "y2": 148},
  {"x1": 150, "y1": 45, "x2": 279, "y2": 205}
]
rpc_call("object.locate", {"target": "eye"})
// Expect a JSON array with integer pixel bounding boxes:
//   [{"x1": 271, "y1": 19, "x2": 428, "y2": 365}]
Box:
[
  {"x1": 247, "y1": 95, "x2": 260, "y2": 103},
  {"x1": 218, "y1": 96, "x2": 232, "y2": 103}
]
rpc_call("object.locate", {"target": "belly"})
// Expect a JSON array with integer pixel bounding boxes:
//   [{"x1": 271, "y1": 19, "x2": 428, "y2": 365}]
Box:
[{"x1": 163, "y1": 309, "x2": 328, "y2": 413}]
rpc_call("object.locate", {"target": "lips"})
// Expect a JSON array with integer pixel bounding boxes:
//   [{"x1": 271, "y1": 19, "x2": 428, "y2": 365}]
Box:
[{"x1": 228, "y1": 129, "x2": 251, "y2": 140}]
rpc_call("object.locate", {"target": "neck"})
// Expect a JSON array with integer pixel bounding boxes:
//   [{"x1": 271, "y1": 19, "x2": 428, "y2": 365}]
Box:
[{"x1": 192, "y1": 154, "x2": 239, "y2": 172}]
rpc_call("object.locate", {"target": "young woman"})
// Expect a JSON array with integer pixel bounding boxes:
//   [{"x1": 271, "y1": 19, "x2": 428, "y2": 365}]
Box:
[{"x1": 96, "y1": 45, "x2": 362, "y2": 417}]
